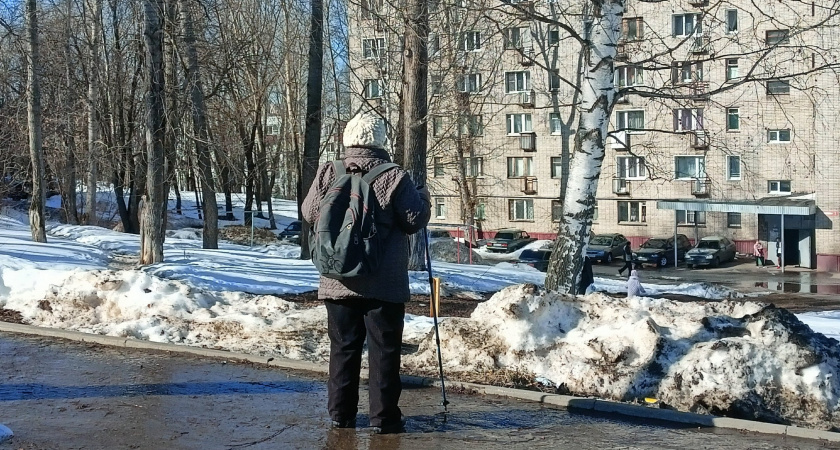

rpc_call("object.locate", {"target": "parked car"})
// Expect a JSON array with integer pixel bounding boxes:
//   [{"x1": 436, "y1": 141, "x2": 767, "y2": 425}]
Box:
[
  {"x1": 426, "y1": 228, "x2": 452, "y2": 240},
  {"x1": 485, "y1": 229, "x2": 536, "y2": 253},
  {"x1": 278, "y1": 220, "x2": 302, "y2": 244},
  {"x1": 586, "y1": 233, "x2": 629, "y2": 263},
  {"x1": 517, "y1": 249, "x2": 552, "y2": 272},
  {"x1": 686, "y1": 236, "x2": 737, "y2": 268},
  {"x1": 633, "y1": 234, "x2": 693, "y2": 267}
]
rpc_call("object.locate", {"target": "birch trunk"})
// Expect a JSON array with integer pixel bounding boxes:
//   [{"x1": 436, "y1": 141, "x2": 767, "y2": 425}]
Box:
[
  {"x1": 26, "y1": 0, "x2": 46, "y2": 243},
  {"x1": 62, "y1": 0, "x2": 79, "y2": 225},
  {"x1": 84, "y1": 0, "x2": 103, "y2": 225},
  {"x1": 140, "y1": 0, "x2": 167, "y2": 264},
  {"x1": 545, "y1": 0, "x2": 623, "y2": 294},
  {"x1": 180, "y1": 0, "x2": 219, "y2": 249},
  {"x1": 300, "y1": 0, "x2": 323, "y2": 260}
]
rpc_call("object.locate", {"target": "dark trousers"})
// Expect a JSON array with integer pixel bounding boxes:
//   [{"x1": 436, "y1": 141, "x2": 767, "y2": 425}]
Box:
[
  {"x1": 325, "y1": 298, "x2": 405, "y2": 428},
  {"x1": 619, "y1": 260, "x2": 633, "y2": 275}
]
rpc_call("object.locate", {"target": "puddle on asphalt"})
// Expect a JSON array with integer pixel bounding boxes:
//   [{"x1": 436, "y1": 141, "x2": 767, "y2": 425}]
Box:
[{"x1": 753, "y1": 281, "x2": 840, "y2": 294}]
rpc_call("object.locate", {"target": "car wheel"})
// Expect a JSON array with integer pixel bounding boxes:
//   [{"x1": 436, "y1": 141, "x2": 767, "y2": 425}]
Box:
[
  {"x1": 713, "y1": 257, "x2": 720, "y2": 268},
  {"x1": 688, "y1": 264, "x2": 695, "y2": 269},
  {"x1": 606, "y1": 253, "x2": 613, "y2": 264},
  {"x1": 659, "y1": 257, "x2": 668, "y2": 267}
]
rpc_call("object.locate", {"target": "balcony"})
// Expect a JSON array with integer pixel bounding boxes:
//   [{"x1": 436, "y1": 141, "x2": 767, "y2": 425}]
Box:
[
  {"x1": 519, "y1": 132, "x2": 536, "y2": 151},
  {"x1": 689, "y1": 82, "x2": 710, "y2": 102},
  {"x1": 690, "y1": 35, "x2": 710, "y2": 54},
  {"x1": 373, "y1": 18, "x2": 385, "y2": 32},
  {"x1": 608, "y1": 130, "x2": 630, "y2": 150},
  {"x1": 615, "y1": 42, "x2": 628, "y2": 61},
  {"x1": 519, "y1": 47, "x2": 534, "y2": 66},
  {"x1": 612, "y1": 177, "x2": 631, "y2": 195},
  {"x1": 522, "y1": 176, "x2": 538, "y2": 195},
  {"x1": 688, "y1": 0, "x2": 708, "y2": 6},
  {"x1": 692, "y1": 130, "x2": 709, "y2": 149},
  {"x1": 691, "y1": 177, "x2": 710, "y2": 196},
  {"x1": 519, "y1": 89, "x2": 535, "y2": 107}
]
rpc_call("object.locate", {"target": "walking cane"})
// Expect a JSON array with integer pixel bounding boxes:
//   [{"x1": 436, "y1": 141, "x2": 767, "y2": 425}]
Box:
[{"x1": 423, "y1": 228, "x2": 449, "y2": 413}]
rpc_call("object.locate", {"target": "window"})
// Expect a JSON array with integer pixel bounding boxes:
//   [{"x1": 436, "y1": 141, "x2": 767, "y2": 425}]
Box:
[
  {"x1": 622, "y1": 17, "x2": 644, "y2": 41},
  {"x1": 457, "y1": 73, "x2": 482, "y2": 93},
  {"x1": 505, "y1": 71, "x2": 531, "y2": 93},
  {"x1": 460, "y1": 115, "x2": 483, "y2": 136},
  {"x1": 616, "y1": 156, "x2": 646, "y2": 180},
  {"x1": 618, "y1": 201, "x2": 646, "y2": 223},
  {"x1": 725, "y1": 59, "x2": 739, "y2": 81},
  {"x1": 431, "y1": 116, "x2": 443, "y2": 137},
  {"x1": 504, "y1": 27, "x2": 529, "y2": 49},
  {"x1": 267, "y1": 124, "x2": 280, "y2": 135},
  {"x1": 460, "y1": 31, "x2": 481, "y2": 51},
  {"x1": 507, "y1": 157, "x2": 533, "y2": 178},
  {"x1": 673, "y1": 108, "x2": 704, "y2": 131},
  {"x1": 362, "y1": 38, "x2": 385, "y2": 59},
  {"x1": 727, "y1": 212, "x2": 742, "y2": 228},
  {"x1": 551, "y1": 200, "x2": 562, "y2": 222},
  {"x1": 616, "y1": 110, "x2": 645, "y2": 133},
  {"x1": 363, "y1": 79, "x2": 382, "y2": 98},
  {"x1": 434, "y1": 198, "x2": 446, "y2": 219},
  {"x1": 768, "y1": 180, "x2": 792, "y2": 194},
  {"x1": 672, "y1": 13, "x2": 701, "y2": 37},
  {"x1": 430, "y1": 74, "x2": 442, "y2": 95},
  {"x1": 616, "y1": 65, "x2": 644, "y2": 87},
  {"x1": 474, "y1": 200, "x2": 486, "y2": 221},
  {"x1": 675, "y1": 156, "x2": 706, "y2": 179},
  {"x1": 549, "y1": 113, "x2": 562, "y2": 135},
  {"x1": 360, "y1": 0, "x2": 382, "y2": 19},
  {"x1": 506, "y1": 113, "x2": 533, "y2": 134},
  {"x1": 677, "y1": 210, "x2": 706, "y2": 225},
  {"x1": 671, "y1": 61, "x2": 703, "y2": 84},
  {"x1": 548, "y1": 71, "x2": 561, "y2": 91},
  {"x1": 766, "y1": 29, "x2": 790, "y2": 46},
  {"x1": 726, "y1": 9, "x2": 738, "y2": 33},
  {"x1": 727, "y1": 155, "x2": 741, "y2": 180},
  {"x1": 550, "y1": 157, "x2": 562, "y2": 178},
  {"x1": 465, "y1": 157, "x2": 483, "y2": 177},
  {"x1": 548, "y1": 26, "x2": 560, "y2": 45},
  {"x1": 428, "y1": 33, "x2": 441, "y2": 57},
  {"x1": 509, "y1": 199, "x2": 535, "y2": 221},
  {"x1": 727, "y1": 108, "x2": 740, "y2": 131},
  {"x1": 433, "y1": 157, "x2": 444, "y2": 177},
  {"x1": 593, "y1": 204, "x2": 599, "y2": 221},
  {"x1": 768, "y1": 129, "x2": 791, "y2": 143},
  {"x1": 767, "y1": 80, "x2": 790, "y2": 95}
]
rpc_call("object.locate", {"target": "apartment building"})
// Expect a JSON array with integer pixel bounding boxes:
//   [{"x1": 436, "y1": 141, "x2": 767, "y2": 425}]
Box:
[{"x1": 347, "y1": 0, "x2": 840, "y2": 271}]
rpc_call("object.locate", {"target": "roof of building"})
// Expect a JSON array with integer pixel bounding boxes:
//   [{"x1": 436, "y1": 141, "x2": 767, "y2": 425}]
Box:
[{"x1": 656, "y1": 196, "x2": 816, "y2": 216}]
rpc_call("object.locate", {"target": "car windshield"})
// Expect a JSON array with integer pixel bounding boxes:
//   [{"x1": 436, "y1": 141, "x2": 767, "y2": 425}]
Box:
[
  {"x1": 697, "y1": 240, "x2": 720, "y2": 249},
  {"x1": 590, "y1": 236, "x2": 613, "y2": 246},
  {"x1": 495, "y1": 232, "x2": 515, "y2": 240},
  {"x1": 519, "y1": 250, "x2": 542, "y2": 260},
  {"x1": 286, "y1": 222, "x2": 301, "y2": 231},
  {"x1": 641, "y1": 239, "x2": 668, "y2": 249}
]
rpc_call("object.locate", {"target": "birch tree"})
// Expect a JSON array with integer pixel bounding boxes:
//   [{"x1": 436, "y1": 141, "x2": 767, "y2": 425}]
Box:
[
  {"x1": 83, "y1": 0, "x2": 103, "y2": 225},
  {"x1": 25, "y1": 0, "x2": 46, "y2": 243}
]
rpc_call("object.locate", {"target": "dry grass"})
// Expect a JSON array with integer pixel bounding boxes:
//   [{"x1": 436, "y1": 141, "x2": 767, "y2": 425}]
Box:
[{"x1": 220, "y1": 226, "x2": 279, "y2": 246}]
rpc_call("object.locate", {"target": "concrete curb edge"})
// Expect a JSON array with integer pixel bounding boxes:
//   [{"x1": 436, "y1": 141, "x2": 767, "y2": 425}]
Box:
[{"x1": 2, "y1": 321, "x2": 838, "y2": 443}]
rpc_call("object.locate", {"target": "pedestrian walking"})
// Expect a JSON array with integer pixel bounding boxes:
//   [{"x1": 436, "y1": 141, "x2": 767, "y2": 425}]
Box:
[
  {"x1": 618, "y1": 242, "x2": 634, "y2": 277},
  {"x1": 753, "y1": 240, "x2": 765, "y2": 267},
  {"x1": 302, "y1": 112, "x2": 431, "y2": 434},
  {"x1": 775, "y1": 237, "x2": 783, "y2": 269},
  {"x1": 627, "y1": 270, "x2": 647, "y2": 297},
  {"x1": 578, "y1": 256, "x2": 595, "y2": 295}
]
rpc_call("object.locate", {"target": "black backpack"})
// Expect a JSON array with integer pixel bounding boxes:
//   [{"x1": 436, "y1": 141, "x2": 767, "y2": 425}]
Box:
[{"x1": 310, "y1": 161, "x2": 398, "y2": 279}]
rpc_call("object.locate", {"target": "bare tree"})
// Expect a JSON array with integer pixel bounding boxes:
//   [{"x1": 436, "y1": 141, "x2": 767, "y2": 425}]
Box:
[{"x1": 25, "y1": 0, "x2": 46, "y2": 243}]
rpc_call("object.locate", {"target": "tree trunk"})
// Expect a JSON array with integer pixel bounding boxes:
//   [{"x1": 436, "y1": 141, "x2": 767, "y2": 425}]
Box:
[
  {"x1": 299, "y1": 0, "x2": 323, "y2": 260},
  {"x1": 61, "y1": 0, "x2": 79, "y2": 225},
  {"x1": 26, "y1": 0, "x2": 46, "y2": 243},
  {"x1": 545, "y1": 1, "x2": 623, "y2": 294},
  {"x1": 401, "y1": 0, "x2": 430, "y2": 270},
  {"x1": 239, "y1": 121, "x2": 256, "y2": 227},
  {"x1": 140, "y1": 0, "x2": 167, "y2": 264},
  {"x1": 85, "y1": 0, "x2": 103, "y2": 225},
  {"x1": 180, "y1": 0, "x2": 218, "y2": 249}
]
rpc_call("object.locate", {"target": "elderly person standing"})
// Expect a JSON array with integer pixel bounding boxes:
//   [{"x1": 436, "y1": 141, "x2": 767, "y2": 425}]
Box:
[
  {"x1": 627, "y1": 270, "x2": 647, "y2": 298},
  {"x1": 753, "y1": 240, "x2": 765, "y2": 267},
  {"x1": 302, "y1": 112, "x2": 431, "y2": 434}
]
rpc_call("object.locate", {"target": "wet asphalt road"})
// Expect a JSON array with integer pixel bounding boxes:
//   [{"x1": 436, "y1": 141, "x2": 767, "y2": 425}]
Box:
[{"x1": 1, "y1": 331, "x2": 836, "y2": 450}]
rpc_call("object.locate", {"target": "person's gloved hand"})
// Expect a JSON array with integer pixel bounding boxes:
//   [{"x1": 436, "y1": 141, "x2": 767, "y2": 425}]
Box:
[{"x1": 417, "y1": 184, "x2": 430, "y2": 203}]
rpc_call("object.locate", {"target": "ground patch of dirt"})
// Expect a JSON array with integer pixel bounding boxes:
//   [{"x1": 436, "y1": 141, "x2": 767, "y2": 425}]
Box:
[
  {"x1": 279, "y1": 291, "x2": 486, "y2": 318},
  {"x1": 220, "y1": 226, "x2": 279, "y2": 246},
  {"x1": 0, "y1": 308, "x2": 24, "y2": 324}
]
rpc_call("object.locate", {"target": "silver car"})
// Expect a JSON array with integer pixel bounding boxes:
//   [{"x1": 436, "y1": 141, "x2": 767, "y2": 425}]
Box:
[{"x1": 686, "y1": 236, "x2": 737, "y2": 268}]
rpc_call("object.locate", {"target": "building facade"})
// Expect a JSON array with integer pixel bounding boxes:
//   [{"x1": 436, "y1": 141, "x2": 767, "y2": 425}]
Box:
[{"x1": 347, "y1": 0, "x2": 840, "y2": 270}]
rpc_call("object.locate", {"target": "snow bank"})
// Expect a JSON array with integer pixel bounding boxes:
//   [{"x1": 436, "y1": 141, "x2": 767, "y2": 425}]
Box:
[
  {"x1": 428, "y1": 238, "x2": 485, "y2": 265},
  {"x1": 593, "y1": 277, "x2": 743, "y2": 299},
  {"x1": 404, "y1": 284, "x2": 840, "y2": 429}
]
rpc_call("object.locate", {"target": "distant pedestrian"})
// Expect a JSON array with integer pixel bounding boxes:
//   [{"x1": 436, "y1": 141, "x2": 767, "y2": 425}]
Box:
[
  {"x1": 578, "y1": 256, "x2": 595, "y2": 295},
  {"x1": 618, "y1": 242, "x2": 634, "y2": 277},
  {"x1": 302, "y1": 112, "x2": 431, "y2": 434},
  {"x1": 627, "y1": 270, "x2": 647, "y2": 297},
  {"x1": 775, "y1": 237, "x2": 783, "y2": 269},
  {"x1": 753, "y1": 240, "x2": 765, "y2": 267}
]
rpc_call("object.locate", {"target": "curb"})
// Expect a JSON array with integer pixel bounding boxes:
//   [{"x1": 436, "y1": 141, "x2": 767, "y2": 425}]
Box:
[{"x1": 2, "y1": 321, "x2": 839, "y2": 443}]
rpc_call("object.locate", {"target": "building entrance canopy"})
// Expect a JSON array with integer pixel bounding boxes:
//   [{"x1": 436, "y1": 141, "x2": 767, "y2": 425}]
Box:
[{"x1": 656, "y1": 197, "x2": 816, "y2": 216}]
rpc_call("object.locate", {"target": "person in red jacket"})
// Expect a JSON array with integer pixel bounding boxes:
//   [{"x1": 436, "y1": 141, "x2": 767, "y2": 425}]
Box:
[{"x1": 753, "y1": 240, "x2": 765, "y2": 267}]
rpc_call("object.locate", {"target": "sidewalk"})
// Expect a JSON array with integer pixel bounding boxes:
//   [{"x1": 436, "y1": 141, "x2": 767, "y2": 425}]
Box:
[{"x1": 1, "y1": 331, "x2": 832, "y2": 449}]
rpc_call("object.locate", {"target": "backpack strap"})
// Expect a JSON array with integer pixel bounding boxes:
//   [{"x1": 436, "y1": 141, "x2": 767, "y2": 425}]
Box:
[
  {"x1": 362, "y1": 163, "x2": 399, "y2": 184},
  {"x1": 332, "y1": 160, "x2": 347, "y2": 177}
]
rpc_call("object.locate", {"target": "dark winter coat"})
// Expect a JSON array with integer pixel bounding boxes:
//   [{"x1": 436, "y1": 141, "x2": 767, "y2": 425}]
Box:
[
  {"x1": 623, "y1": 244, "x2": 633, "y2": 261},
  {"x1": 302, "y1": 146, "x2": 432, "y2": 304},
  {"x1": 577, "y1": 256, "x2": 594, "y2": 294}
]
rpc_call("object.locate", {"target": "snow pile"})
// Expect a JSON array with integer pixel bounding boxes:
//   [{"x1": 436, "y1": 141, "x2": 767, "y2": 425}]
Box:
[
  {"x1": 0, "y1": 423, "x2": 12, "y2": 443},
  {"x1": 404, "y1": 284, "x2": 840, "y2": 429},
  {"x1": 593, "y1": 277, "x2": 743, "y2": 299},
  {"x1": 428, "y1": 238, "x2": 485, "y2": 264}
]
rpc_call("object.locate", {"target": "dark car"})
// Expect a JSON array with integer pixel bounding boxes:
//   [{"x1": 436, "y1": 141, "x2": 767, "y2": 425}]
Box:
[
  {"x1": 278, "y1": 220, "x2": 302, "y2": 244},
  {"x1": 633, "y1": 234, "x2": 692, "y2": 267},
  {"x1": 517, "y1": 249, "x2": 551, "y2": 272},
  {"x1": 586, "y1": 233, "x2": 629, "y2": 263},
  {"x1": 686, "y1": 236, "x2": 737, "y2": 268},
  {"x1": 485, "y1": 229, "x2": 536, "y2": 253}
]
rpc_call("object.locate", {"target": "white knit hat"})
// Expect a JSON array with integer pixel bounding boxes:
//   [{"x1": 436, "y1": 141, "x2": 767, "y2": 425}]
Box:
[{"x1": 343, "y1": 112, "x2": 387, "y2": 149}]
